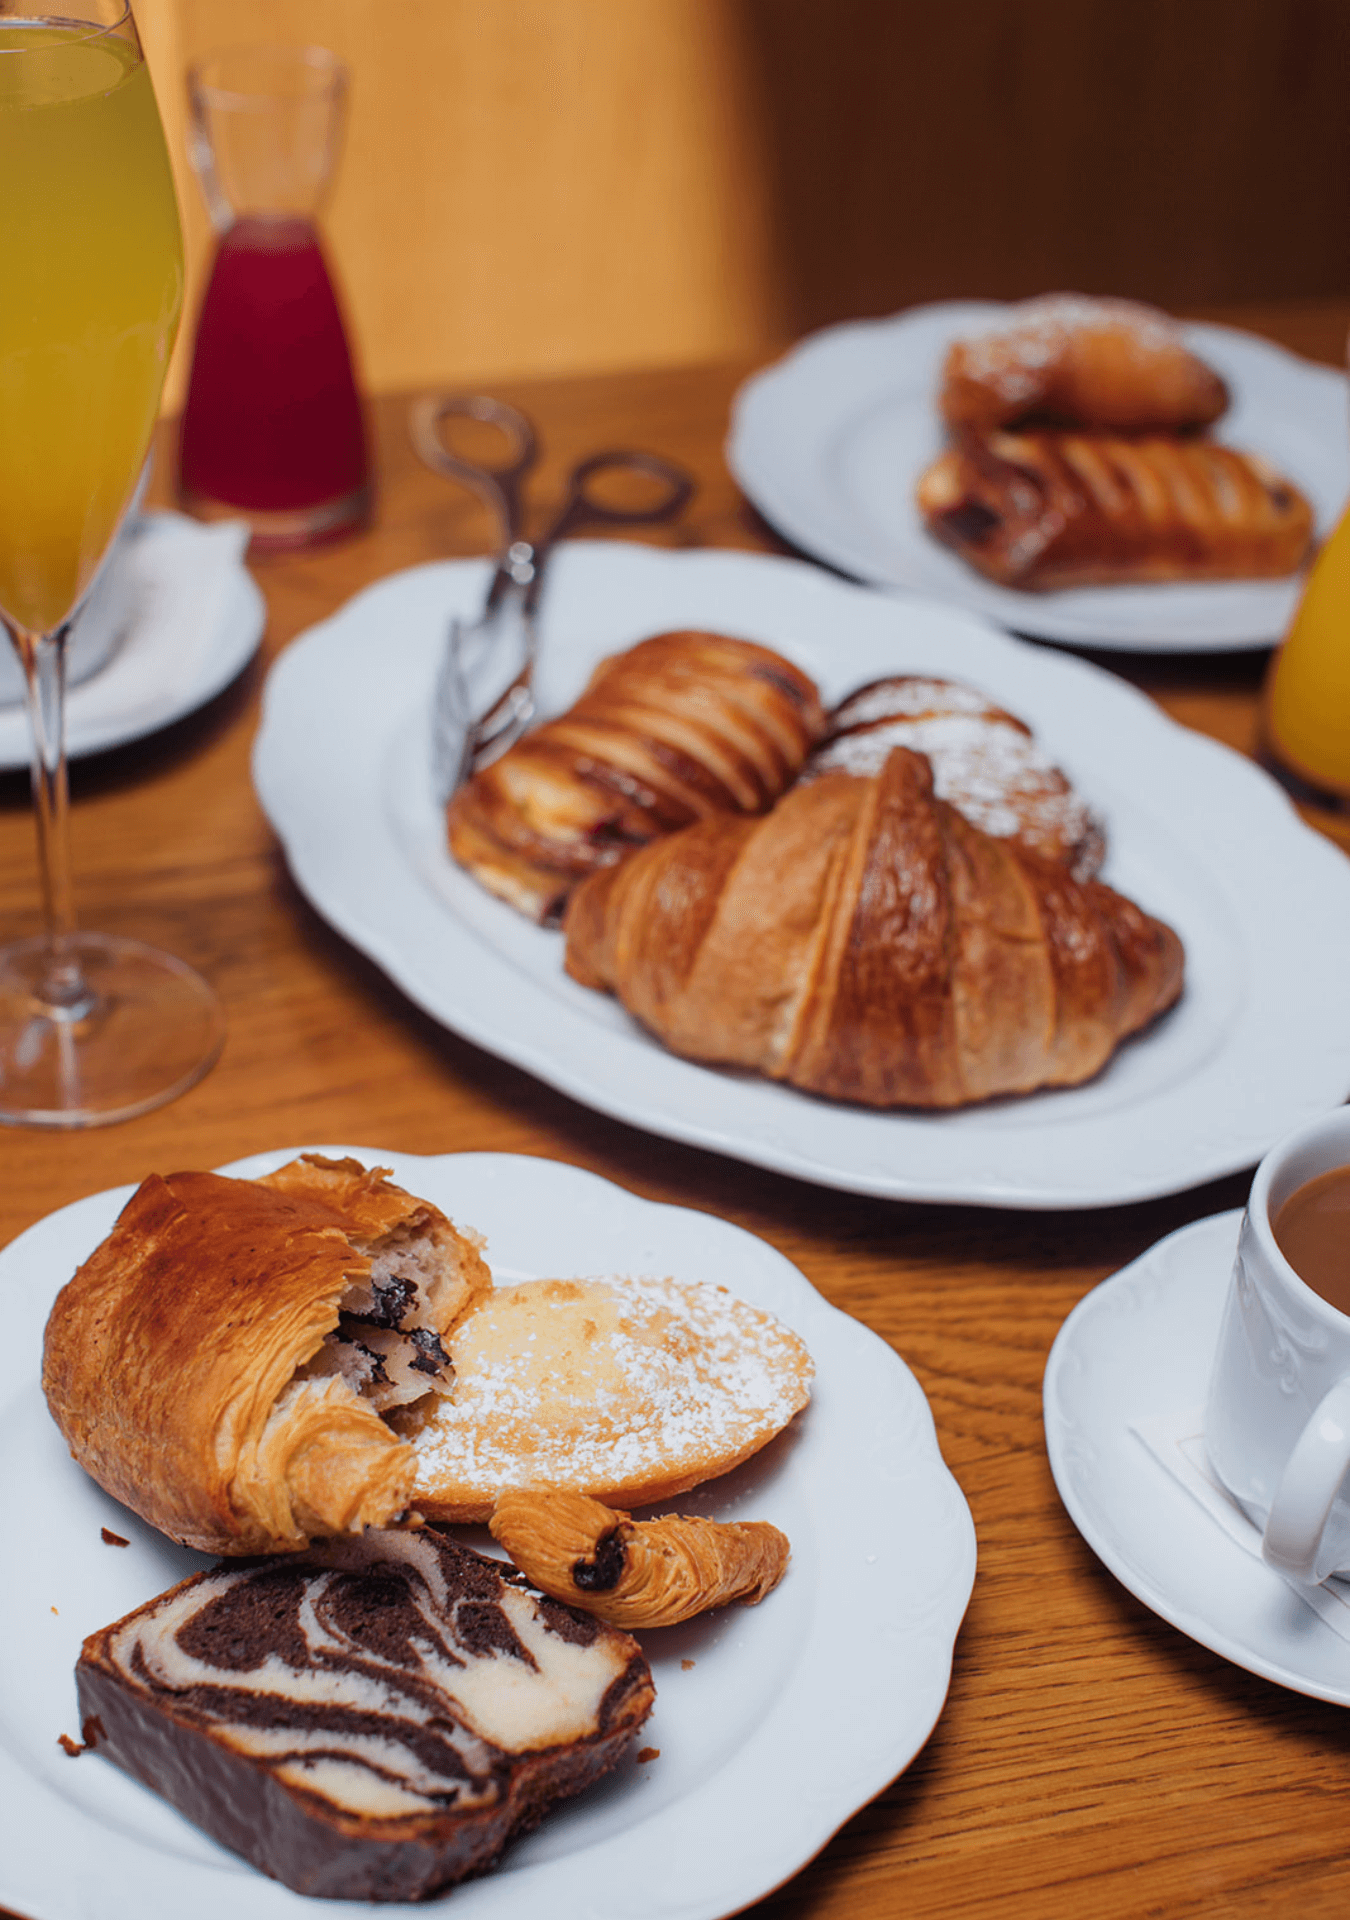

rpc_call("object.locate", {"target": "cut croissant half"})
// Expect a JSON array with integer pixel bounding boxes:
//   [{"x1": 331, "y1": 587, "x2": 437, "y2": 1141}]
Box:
[
  {"x1": 564, "y1": 747, "x2": 1183, "y2": 1108},
  {"x1": 42, "y1": 1154, "x2": 491, "y2": 1555}
]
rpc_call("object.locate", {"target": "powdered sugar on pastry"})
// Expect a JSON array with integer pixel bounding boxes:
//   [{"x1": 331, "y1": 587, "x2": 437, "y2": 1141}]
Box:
[
  {"x1": 805, "y1": 674, "x2": 1106, "y2": 881},
  {"x1": 955, "y1": 295, "x2": 1180, "y2": 403},
  {"x1": 400, "y1": 1275, "x2": 813, "y2": 1521}
]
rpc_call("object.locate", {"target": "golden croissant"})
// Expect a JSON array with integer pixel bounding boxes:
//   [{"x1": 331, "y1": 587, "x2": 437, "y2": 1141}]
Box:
[
  {"x1": 917, "y1": 430, "x2": 1313, "y2": 589},
  {"x1": 939, "y1": 294, "x2": 1229, "y2": 435},
  {"x1": 564, "y1": 747, "x2": 1184, "y2": 1108},
  {"x1": 447, "y1": 628, "x2": 825, "y2": 924},
  {"x1": 41, "y1": 1154, "x2": 491, "y2": 1555}
]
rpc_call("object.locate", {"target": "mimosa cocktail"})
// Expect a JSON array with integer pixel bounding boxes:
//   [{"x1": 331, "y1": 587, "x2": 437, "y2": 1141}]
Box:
[
  {"x1": 0, "y1": 24, "x2": 181, "y2": 632},
  {"x1": 0, "y1": 3, "x2": 224, "y2": 1127}
]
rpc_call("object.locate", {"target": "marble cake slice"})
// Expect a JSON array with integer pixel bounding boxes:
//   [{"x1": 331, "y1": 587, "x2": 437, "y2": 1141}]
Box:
[{"x1": 74, "y1": 1527, "x2": 655, "y2": 1902}]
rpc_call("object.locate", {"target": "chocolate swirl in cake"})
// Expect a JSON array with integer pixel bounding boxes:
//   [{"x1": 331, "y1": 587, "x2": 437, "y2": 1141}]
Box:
[{"x1": 75, "y1": 1529, "x2": 654, "y2": 1901}]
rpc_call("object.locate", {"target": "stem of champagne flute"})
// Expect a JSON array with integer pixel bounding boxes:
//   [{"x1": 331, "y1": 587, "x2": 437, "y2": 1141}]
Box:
[{"x1": 6, "y1": 617, "x2": 94, "y2": 1018}]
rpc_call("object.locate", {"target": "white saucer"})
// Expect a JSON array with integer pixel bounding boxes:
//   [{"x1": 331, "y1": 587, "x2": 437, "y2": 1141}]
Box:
[
  {"x1": 0, "y1": 512, "x2": 265, "y2": 771},
  {"x1": 1044, "y1": 1209, "x2": 1350, "y2": 1705}
]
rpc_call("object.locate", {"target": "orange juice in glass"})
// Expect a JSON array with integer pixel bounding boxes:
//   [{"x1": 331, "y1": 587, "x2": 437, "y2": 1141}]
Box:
[{"x1": 0, "y1": 3, "x2": 224, "y2": 1127}]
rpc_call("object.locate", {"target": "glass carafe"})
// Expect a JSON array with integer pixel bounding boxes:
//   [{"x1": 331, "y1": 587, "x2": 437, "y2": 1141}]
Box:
[{"x1": 178, "y1": 44, "x2": 369, "y2": 550}]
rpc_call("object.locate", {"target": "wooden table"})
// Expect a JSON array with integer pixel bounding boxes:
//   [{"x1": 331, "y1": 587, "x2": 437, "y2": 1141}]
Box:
[{"x1": 4, "y1": 301, "x2": 1350, "y2": 1920}]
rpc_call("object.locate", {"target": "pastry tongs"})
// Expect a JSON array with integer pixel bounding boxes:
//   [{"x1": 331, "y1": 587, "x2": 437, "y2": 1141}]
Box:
[{"x1": 410, "y1": 394, "x2": 694, "y2": 799}]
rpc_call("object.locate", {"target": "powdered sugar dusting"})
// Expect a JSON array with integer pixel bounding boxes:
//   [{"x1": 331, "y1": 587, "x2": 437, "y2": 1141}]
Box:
[
  {"x1": 408, "y1": 1274, "x2": 813, "y2": 1511},
  {"x1": 956, "y1": 293, "x2": 1181, "y2": 399},
  {"x1": 806, "y1": 676, "x2": 1105, "y2": 880}
]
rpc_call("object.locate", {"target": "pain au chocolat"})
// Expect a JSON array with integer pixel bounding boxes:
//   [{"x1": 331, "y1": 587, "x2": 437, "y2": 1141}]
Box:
[
  {"x1": 446, "y1": 628, "x2": 826, "y2": 924},
  {"x1": 42, "y1": 1155, "x2": 490, "y2": 1556},
  {"x1": 74, "y1": 1528, "x2": 654, "y2": 1902},
  {"x1": 939, "y1": 294, "x2": 1230, "y2": 435},
  {"x1": 564, "y1": 746, "x2": 1183, "y2": 1108},
  {"x1": 917, "y1": 430, "x2": 1314, "y2": 590}
]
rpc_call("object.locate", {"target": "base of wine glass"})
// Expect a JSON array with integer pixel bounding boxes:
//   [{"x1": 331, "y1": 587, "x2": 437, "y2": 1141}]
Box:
[{"x1": 0, "y1": 933, "x2": 225, "y2": 1129}]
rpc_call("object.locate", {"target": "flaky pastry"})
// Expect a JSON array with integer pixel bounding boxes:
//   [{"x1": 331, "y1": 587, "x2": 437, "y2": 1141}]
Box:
[
  {"x1": 446, "y1": 629, "x2": 826, "y2": 924},
  {"x1": 939, "y1": 294, "x2": 1229, "y2": 434},
  {"x1": 490, "y1": 1488, "x2": 790, "y2": 1629},
  {"x1": 565, "y1": 746, "x2": 1183, "y2": 1108},
  {"x1": 917, "y1": 429, "x2": 1313, "y2": 589},
  {"x1": 806, "y1": 674, "x2": 1105, "y2": 880},
  {"x1": 42, "y1": 1154, "x2": 491, "y2": 1555}
]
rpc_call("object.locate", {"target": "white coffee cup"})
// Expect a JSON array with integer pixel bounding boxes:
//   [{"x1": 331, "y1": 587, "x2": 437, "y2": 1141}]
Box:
[{"x1": 1206, "y1": 1105, "x2": 1350, "y2": 1584}]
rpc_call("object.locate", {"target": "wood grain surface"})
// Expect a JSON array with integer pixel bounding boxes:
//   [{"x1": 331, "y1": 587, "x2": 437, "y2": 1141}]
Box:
[{"x1": 3, "y1": 300, "x2": 1350, "y2": 1920}]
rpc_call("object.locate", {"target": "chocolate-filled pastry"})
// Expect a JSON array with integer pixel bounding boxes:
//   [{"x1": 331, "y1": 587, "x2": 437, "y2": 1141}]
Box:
[
  {"x1": 74, "y1": 1528, "x2": 654, "y2": 1902},
  {"x1": 447, "y1": 628, "x2": 826, "y2": 924},
  {"x1": 916, "y1": 430, "x2": 1313, "y2": 589},
  {"x1": 939, "y1": 294, "x2": 1229, "y2": 434},
  {"x1": 565, "y1": 747, "x2": 1183, "y2": 1109},
  {"x1": 805, "y1": 674, "x2": 1105, "y2": 881},
  {"x1": 42, "y1": 1155, "x2": 491, "y2": 1555}
]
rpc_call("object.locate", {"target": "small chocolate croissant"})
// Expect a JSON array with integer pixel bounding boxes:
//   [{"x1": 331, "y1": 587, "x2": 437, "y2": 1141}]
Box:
[{"x1": 42, "y1": 1154, "x2": 491, "y2": 1555}]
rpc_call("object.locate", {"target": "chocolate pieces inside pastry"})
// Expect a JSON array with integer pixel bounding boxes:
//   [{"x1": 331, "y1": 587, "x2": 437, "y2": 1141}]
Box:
[
  {"x1": 564, "y1": 745, "x2": 1183, "y2": 1108},
  {"x1": 917, "y1": 430, "x2": 1314, "y2": 589},
  {"x1": 939, "y1": 294, "x2": 1229, "y2": 435},
  {"x1": 74, "y1": 1527, "x2": 654, "y2": 1903},
  {"x1": 42, "y1": 1154, "x2": 491, "y2": 1555},
  {"x1": 446, "y1": 628, "x2": 826, "y2": 924}
]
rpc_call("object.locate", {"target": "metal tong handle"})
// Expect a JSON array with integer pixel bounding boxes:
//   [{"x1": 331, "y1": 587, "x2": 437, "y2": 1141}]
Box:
[
  {"x1": 467, "y1": 451, "x2": 696, "y2": 760},
  {"x1": 409, "y1": 393, "x2": 539, "y2": 610}
]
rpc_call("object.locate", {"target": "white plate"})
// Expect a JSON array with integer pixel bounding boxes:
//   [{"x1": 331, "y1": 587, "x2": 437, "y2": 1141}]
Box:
[
  {"x1": 252, "y1": 541, "x2": 1350, "y2": 1210},
  {"x1": 0, "y1": 1146, "x2": 976, "y2": 1920},
  {"x1": 1044, "y1": 1209, "x2": 1350, "y2": 1705},
  {"x1": 727, "y1": 301, "x2": 1350, "y2": 651},
  {"x1": 0, "y1": 512, "x2": 266, "y2": 770}
]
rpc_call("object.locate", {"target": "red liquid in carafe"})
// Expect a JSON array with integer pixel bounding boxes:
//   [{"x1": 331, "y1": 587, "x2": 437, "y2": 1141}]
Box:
[{"x1": 179, "y1": 215, "x2": 367, "y2": 518}]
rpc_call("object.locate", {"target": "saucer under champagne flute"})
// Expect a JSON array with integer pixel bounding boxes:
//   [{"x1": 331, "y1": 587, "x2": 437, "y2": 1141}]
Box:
[{"x1": 0, "y1": 0, "x2": 224, "y2": 1126}]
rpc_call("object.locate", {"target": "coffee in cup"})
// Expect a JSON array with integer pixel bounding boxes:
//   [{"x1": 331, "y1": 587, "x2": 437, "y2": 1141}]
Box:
[{"x1": 1206, "y1": 1105, "x2": 1350, "y2": 1584}]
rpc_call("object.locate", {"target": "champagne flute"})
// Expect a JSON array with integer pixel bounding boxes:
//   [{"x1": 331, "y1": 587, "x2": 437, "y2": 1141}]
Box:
[{"x1": 0, "y1": 0, "x2": 224, "y2": 1126}]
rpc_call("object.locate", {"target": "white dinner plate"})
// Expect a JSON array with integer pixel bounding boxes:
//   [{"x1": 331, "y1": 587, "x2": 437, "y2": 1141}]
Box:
[
  {"x1": 727, "y1": 301, "x2": 1350, "y2": 651},
  {"x1": 1044, "y1": 1209, "x2": 1350, "y2": 1706},
  {"x1": 0, "y1": 512, "x2": 265, "y2": 771},
  {"x1": 0, "y1": 1146, "x2": 976, "y2": 1920},
  {"x1": 252, "y1": 541, "x2": 1350, "y2": 1210}
]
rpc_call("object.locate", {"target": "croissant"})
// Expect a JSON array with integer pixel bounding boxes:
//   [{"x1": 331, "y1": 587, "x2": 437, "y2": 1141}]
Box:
[
  {"x1": 564, "y1": 747, "x2": 1183, "y2": 1108},
  {"x1": 447, "y1": 629, "x2": 826, "y2": 924},
  {"x1": 41, "y1": 1154, "x2": 491, "y2": 1555},
  {"x1": 939, "y1": 295, "x2": 1229, "y2": 434},
  {"x1": 917, "y1": 430, "x2": 1313, "y2": 589}
]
